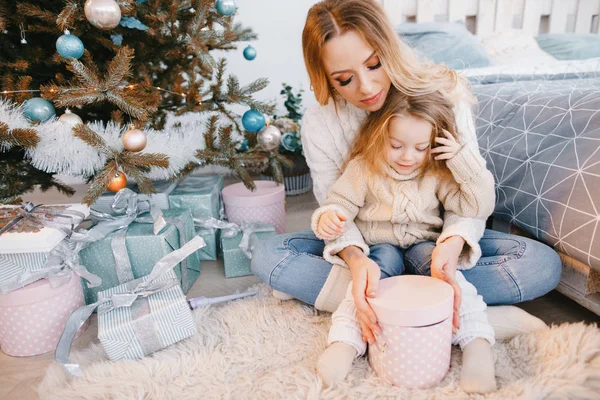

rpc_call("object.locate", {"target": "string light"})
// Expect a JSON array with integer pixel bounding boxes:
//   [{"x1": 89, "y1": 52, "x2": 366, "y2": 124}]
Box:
[{"x1": 1, "y1": 84, "x2": 188, "y2": 97}]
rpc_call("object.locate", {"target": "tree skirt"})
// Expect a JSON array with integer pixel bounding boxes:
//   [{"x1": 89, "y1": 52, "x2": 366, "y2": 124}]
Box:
[{"x1": 39, "y1": 285, "x2": 600, "y2": 400}]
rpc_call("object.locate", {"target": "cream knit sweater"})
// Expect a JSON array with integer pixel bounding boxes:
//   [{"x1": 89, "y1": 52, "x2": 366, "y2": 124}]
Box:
[
  {"x1": 301, "y1": 89, "x2": 488, "y2": 271},
  {"x1": 310, "y1": 144, "x2": 495, "y2": 269}
]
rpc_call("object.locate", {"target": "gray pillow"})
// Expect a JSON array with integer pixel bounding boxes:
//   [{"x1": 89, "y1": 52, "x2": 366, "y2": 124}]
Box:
[
  {"x1": 395, "y1": 22, "x2": 491, "y2": 70},
  {"x1": 536, "y1": 34, "x2": 600, "y2": 60}
]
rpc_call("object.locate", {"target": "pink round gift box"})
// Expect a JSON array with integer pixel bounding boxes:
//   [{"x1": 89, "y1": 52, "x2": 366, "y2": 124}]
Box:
[
  {"x1": 222, "y1": 180, "x2": 286, "y2": 234},
  {"x1": 0, "y1": 272, "x2": 88, "y2": 357},
  {"x1": 367, "y1": 275, "x2": 454, "y2": 389}
]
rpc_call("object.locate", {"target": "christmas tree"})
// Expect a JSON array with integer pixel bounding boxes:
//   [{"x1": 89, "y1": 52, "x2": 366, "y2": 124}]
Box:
[{"x1": 0, "y1": 0, "x2": 287, "y2": 205}]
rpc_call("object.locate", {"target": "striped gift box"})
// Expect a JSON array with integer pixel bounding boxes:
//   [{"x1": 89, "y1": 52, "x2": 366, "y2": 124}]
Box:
[
  {"x1": 0, "y1": 204, "x2": 89, "y2": 294},
  {"x1": 97, "y1": 269, "x2": 197, "y2": 361}
]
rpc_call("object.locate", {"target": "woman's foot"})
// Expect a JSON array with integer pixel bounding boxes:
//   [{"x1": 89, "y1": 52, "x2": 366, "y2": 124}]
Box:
[
  {"x1": 487, "y1": 305, "x2": 548, "y2": 340},
  {"x1": 316, "y1": 342, "x2": 357, "y2": 387},
  {"x1": 460, "y1": 338, "x2": 497, "y2": 393}
]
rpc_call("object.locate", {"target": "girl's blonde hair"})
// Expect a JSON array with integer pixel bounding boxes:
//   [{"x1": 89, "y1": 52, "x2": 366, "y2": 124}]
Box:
[
  {"x1": 350, "y1": 88, "x2": 459, "y2": 175},
  {"x1": 301, "y1": 0, "x2": 475, "y2": 105}
]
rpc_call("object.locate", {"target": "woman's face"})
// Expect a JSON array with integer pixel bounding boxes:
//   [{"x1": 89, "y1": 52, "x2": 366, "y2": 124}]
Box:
[{"x1": 322, "y1": 30, "x2": 392, "y2": 112}]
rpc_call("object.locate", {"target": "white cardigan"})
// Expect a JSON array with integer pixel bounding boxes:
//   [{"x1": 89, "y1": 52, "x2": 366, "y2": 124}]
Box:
[{"x1": 300, "y1": 92, "x2": 487, "y2": 269}]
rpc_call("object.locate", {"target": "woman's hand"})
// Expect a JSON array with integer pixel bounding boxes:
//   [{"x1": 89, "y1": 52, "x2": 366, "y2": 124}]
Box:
[
  {"x1": 430, "y1": 236, "x2": 464, "y2": 331},
  {"x1": 317, "y1": 211, "x2": 347, "y2": 240},
  {"x1": 431, "y1": 129, "x2": 461, "y2": 161},
  {"x1": 339, "y1": 246, "x2": 382, "y2": 344}
]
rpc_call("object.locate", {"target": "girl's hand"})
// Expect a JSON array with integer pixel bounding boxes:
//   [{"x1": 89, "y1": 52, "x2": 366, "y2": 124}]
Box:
[
  {"x1": 431, "y1": 238, "x2": 463, "y2": 331},
  {"x1": 346, "y1": 253, "x2": 382, "y2": 345},
  {"x1": 317, "y1": 211, "x2": 347, "y2": 240},
  {"x1": 431, "y1": 129, "x2": 461, "y2": 161}
]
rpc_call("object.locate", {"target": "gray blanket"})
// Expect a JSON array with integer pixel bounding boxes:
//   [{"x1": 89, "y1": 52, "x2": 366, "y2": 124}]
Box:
[{"x1": 471, "y1": 77, "x2": 600, "y2": 271}]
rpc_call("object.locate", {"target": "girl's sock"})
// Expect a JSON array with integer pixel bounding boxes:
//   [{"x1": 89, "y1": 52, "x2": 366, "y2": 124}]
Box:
[
  {"x1": 460, "y1": 338, "x2": 497, "y2": 393},
  {"x1": 316, "y1": 342, "x2": 357, "y2": 387},
  {"x1": 272, "y1": 289, "x2": 294, "y2": 301}
]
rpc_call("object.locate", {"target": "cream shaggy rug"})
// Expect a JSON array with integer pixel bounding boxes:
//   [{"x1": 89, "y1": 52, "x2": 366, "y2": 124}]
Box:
[{"x1": 39, "y1": 284, "x2": 600, "y2": 400}]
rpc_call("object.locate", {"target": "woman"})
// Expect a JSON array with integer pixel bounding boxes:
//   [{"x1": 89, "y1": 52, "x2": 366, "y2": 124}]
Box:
[{"x1": 251, "y1": 0, "x2": 560, "y2": 347}]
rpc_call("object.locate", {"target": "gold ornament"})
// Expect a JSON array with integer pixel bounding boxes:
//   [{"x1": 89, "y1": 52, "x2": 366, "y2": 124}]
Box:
[
  {"x1": 107, "y1": 171, "x2": 127, "y2": 192},
  {"x1": 84, "y1": 0, "x2": 122, "y2": 30},
  {"x1": 122, "y1": 127, "x2": 147, "y2": 152},
  {"x1": 59, "y1": 109, "x2": 83, "y2": 127}
]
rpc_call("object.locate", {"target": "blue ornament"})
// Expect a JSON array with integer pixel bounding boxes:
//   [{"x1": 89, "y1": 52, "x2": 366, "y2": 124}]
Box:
[
  {"x1": 216, "y1": 0, "x2": 236, "y2": 16},
  {"x1": 243, "y1": 45, "x2": 257, "y2": 61},
  {"x1": 236, "y1": 138, "x2": 249, "y2": 152},
  {"x1": 23, "y1": 98, "x2": 55, "y2": 122},
  {"x1": 281, "y1": 132, "x2": 301, "y2": 152},
  {"x1": 242, "y1": 109, "x2": 265, "y2": 133},
  {"x1": 56, "y1": 33, "x2": 85, "y2": 60}
]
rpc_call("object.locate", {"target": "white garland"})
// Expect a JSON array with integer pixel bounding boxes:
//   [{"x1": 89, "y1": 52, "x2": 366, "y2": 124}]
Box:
[{"x1": 0, "y1": 99, "x2": 32, "y2": 150}]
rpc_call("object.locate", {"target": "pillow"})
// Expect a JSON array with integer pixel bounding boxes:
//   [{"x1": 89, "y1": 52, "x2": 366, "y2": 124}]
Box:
[
  {"x1": 479, "y1": 29, "x2": 556, "y2": 66},
  {"x1": 536, "y1": 34, "x2": 600, "y2": 60},
  {"x1": 395, "y1": 22, "x2": 491, "y2": 70}
]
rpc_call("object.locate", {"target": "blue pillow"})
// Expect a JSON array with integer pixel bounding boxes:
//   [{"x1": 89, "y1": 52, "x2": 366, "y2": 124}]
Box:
[
  {"x1": 395, "y1": 22, "x2": 490, "y2": 70},
  {"x1": 535, "y1": 34, "x2": 600, "y2": 60}
]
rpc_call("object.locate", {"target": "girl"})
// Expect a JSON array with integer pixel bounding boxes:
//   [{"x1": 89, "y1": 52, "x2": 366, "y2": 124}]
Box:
[
  {"x1": 313, "y1": 89, "x2": 497, "y2": 393},
  {"x1": 251, "y1": 0, "x2": 558, "y2": 368}
]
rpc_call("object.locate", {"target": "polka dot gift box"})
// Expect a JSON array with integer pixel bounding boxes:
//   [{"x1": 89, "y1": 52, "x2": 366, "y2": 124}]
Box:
[
  {"x1": 367, "y1": 276, "x2": 454, "y2": 389},
  {"x1": 222, "y1": 180, "x2": 285, "y2": 234},
  {"x1": 0, "y1": 272, "x2": 88, "y2": 357}
]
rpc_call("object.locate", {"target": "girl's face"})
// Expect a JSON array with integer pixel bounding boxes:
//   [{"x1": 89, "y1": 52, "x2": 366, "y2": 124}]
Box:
[
  {"x1": 321, "y1": 30, "x2": 392, "y2": 112},
  {"x1": 387, "y1": 115, "x2": 432, "y2": 175}
]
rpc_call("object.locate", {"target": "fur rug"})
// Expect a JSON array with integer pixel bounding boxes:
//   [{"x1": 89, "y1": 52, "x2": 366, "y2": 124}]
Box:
[{"x1": 39, "y1": 284, "x2": 600, "y2": 400}]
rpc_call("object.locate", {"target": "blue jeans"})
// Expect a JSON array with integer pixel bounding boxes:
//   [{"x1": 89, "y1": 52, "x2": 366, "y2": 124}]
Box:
[{"x1": 251, "y1": 229, "x2": 562, "y2": 306}]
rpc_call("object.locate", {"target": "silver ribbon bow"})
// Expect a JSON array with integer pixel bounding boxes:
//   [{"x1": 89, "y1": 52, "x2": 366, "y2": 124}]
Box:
[
  {"x1": 44, "y1": 240, "x2": 102, "y2": 289},
  {"x1": 221, "y1": 220, "x2": 276, "y2": 259},
  {"x1": 55, "y1": 235, "x2": 206, "y2": 379},
  {"x1": 0, "y1": 202, "x2": 85, "y2": 237}
]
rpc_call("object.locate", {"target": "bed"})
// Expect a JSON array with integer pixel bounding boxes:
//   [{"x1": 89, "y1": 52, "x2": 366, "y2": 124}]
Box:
[{"x1": 378, "y1": 0, "x2": 600, "y2": 315}]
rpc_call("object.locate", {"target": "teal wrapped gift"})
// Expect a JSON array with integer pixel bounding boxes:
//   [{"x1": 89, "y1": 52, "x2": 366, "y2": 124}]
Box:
[
  {"x1": 55, "y1": 237, "x2": 204, "y2": 375},
  {"x1": 220, "y1": 222, "x2": 277, "y2": 278},
  {"x1": 169, "y1": 176, "x2": 224, "y2": 261},
  {"x1": 79, "y1": 208, "x2": 201, "y2": 303}
]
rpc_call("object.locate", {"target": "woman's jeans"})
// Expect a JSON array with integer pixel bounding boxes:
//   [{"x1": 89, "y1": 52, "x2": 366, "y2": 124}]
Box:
[{"x1": 251, "y1": 229, "x2": 562, "y2": 307}]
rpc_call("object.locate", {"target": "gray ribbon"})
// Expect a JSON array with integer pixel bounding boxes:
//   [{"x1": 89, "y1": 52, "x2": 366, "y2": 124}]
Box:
[
  {"x1": 0, "y1": 202, "x2": 85, "y2": 237},
  {"x1": 44, "y1": 240, "x2": 102, "y2": 289},
  {"x1": 221, "y1": 220, "x2": 276, "y2": 259},
  {"x1": 88, "y1": 188, "x2": 168, "y2": 285},
  {"x1": 193, "y1": 217, "x2": 238, "y2": 235},
  {"x1": 164, "y1": 216, "x2": 190, "y2": 293},
  {"x1": 55, "y1": 236, "x2": 206, "y2": 378}
]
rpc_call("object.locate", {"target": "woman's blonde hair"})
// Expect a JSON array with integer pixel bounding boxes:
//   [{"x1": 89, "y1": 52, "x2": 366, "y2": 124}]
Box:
[
  {"x1": 302, "y1": 0, "x2": 475, "y2": 105},
  {"x1": 350, "y1": 87, "x2": 459, "y2": 175}
]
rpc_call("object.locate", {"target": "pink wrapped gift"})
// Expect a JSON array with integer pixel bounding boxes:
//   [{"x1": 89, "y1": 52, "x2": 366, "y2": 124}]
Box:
[
  {"x1": 0, "y1": 272, "x2": 88, "y2": 357},
  {"x1": 367, "y1": 276, "x2": 454, "y2": 389},
  {"x1": 222, "y1": 180, "x2": 285, "y2": 234}
]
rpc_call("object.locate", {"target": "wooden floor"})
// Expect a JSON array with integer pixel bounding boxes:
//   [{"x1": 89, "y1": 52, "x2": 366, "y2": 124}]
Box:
[{"x1": 1, "y1": 182, "x2": 599, "y2": 400}]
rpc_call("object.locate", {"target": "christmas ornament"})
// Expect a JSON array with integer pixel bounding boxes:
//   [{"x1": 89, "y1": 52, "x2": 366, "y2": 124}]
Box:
[
  {"x1": 107, "y1": 171, "x2": 127, "y2": 192},
  {"x1": 258, "y1": 125, "x2": 282, "y2": 151},
  {"x1": 59, "y1": 109, "x2": 83, "y2": 126},
  {"x1": 242, "y1": 109, "x2": 265, "y2": 133},
  {"x1": 281, "y1": 132, "x2": 301, "y2": 152},
  {"x1": 235, "y1": 138, "x2": 249, "y2": 152},
  {"x1": 216, "y1": 0, "x2": 236, "y2": 16},
  {"x1": 122, "y1": 127, "x2": 147, "y2": 152},
  {"x1": 23, "y1": 98, "x2": 55, "y2": 122},
  {"x1": 243, "y1": 45, "x2": 257, "y2": 61},
  {"x1": 56, "y1": 31, "x2": 85, "y2": 60},
  {"x1": 84, "y1": 0, "x2": 122, "y2": 30}
]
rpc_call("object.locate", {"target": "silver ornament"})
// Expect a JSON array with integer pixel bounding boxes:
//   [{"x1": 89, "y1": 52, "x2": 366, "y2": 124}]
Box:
[
  {"x1": 258, "y1": 125, "x2": 282, "y2": 151},
  {"x1": 84, "y1": 0, "x2": 122, "y2": 30},
  {"x1": 122, "y1": 128, "x2": 147, "y2": 152},
  {"x1": 59, "y1": 110, "x2": 83, "y2": 126}
]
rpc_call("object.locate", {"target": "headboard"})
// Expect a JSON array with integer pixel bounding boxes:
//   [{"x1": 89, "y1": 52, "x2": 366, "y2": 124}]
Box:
[{"x1": 378, "y1": 0, "x2": 600, "y2": 36}]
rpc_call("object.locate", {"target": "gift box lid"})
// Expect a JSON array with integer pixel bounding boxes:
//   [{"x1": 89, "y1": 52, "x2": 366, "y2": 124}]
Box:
[
  {"x1": 222, "y1": 180, "x2": 284, "y2": 208},
  {"x1": 367, "y1": 276, "x2": 454, "y2": 327},
  {"x1": 0, "y1": 271, "x2": 80, "y2": 307},
  {"x1": 0, "y1": 204, "x2": 89, "y2": 254}
]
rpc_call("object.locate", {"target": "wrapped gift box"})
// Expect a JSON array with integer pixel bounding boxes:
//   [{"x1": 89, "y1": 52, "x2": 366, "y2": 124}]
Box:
[
  {"x1": 92, "y1": 180, "x2": 177, "y2": 214},
  {"x1": 0, "y1": 204, "x2": 89, "y2": 294},
  {"x1": 168, "y1": 176, "x2": 224, "y2": 261},
  {"x1": 0, "y1": 272, "x2": 88, "y2": 357},
  {"x1": 221, "y1": 223, "x2": 277, "y2": 278},
  {"x1": 79, "y1": 208, "x2": 200, "y2": 303},
  {"x1": 97, "y1": 269, "x2": 197, "y2": 361}
]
